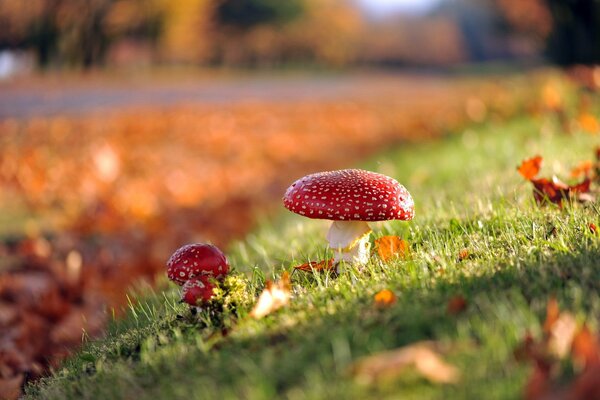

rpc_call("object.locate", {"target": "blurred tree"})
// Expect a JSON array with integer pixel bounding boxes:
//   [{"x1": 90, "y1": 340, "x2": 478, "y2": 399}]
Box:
[
  {"x1": 544, "y1": 0, "x2": 600, "y2": 65},
  {"x1": 153, "y1": 0, "x2": 212, "y2": 63},
  {"x1": 496, "y1": 0, "x2": 599, "y2": 65},
  {"x1": 214, "y1": 0, "x2": 303, "y2": 29},
  {"x1": 0, "y1": 0, "x2": 113, "y2": 68}
]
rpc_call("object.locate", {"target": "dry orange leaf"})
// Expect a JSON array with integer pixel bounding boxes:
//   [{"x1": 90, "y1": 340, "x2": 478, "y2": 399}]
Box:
[
  {"x1": 351, "y1": 341, "x2": 460, "y2": 385},
  {"x1": 374, "y1": 289, "x2": 396, "y2": 308},
  {"x1": 518, "y1": 155, "x2": 543, "y2": 180},
  {"x1": 249, "y1": 272, "x2": 291, "y2": 319},
  {"x1": 578, "y1": 113, "x2": 600, "y2": 134},
  {"x1": 374, "y1": 236, "x2": 409, "y2": 261},
  {"x1": 570, "y1": 160, "x2": 593, "y2": 178},
  {"x1": 457, "y1": 248, "x2": 470, "y2": 261},
  {"x1": 446, "y1": 295, "x2": 467, "y2": 315},
  {"x1": 0, "y1": 374, "x2": 24, "y2": 400},
  {"x1": 543, "y1": 297, "x2": 560, "y2": 335},
  {"x1": 294, "y1": 259, "x2": 334, "y2": 272},
  {"x1": 571, "y1": 325, "x2": 600, "y2": 368}
]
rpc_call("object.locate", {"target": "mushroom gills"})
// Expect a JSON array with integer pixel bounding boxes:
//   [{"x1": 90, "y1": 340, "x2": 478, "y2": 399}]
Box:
[{"x1": 326, "y1": 220, "x2": 372, "y2": 266}]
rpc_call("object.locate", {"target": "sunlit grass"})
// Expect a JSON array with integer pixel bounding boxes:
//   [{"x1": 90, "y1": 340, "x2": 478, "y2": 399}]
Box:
[{"x1": 25, "y1": 104, "x2": 600, "y2": 399}]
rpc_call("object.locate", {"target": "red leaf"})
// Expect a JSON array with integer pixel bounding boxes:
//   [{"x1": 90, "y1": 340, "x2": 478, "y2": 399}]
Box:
[
  {"x1": 518, "y1": 156, "x2": 543, "y2": 180},
  {"x1": 446, "y1": 295, "x2": 467, "y2": 315},
  {"x1": 570, "y1": 364, "x2": 600, "y2": 400},
  {"x1": 294, "y1": 259, "x2": 335, "y2": 272},
  {"x1": 524, "y1": 365, "x2": 551, "y2": 400},
  {"x1": 571, "y1": 325, "x2": 600, "y2": 369},
  {"x1": 531, "y1": 177, "x2": 570, "y2": 206},
  {"x1": 570, "y1": 177, "x2": 591, "y2": 194}
]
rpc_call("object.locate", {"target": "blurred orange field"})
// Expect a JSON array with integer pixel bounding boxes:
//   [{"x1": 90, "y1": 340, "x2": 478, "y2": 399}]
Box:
[{"x1": 0, "y1": 71, "x2": 570, "y2": 390}]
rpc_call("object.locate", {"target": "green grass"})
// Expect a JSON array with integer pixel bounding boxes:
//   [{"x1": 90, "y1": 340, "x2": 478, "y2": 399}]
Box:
[{"x1": 25, "y1": 104, "x2": 600, "y2": 399}]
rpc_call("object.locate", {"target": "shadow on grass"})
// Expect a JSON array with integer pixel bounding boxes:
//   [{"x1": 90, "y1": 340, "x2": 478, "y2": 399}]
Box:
[{"x1": 26, "y1": 244, "x2": 600, "y2": 399}]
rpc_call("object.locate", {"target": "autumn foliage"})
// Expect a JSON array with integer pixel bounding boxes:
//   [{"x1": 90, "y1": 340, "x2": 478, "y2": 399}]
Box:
[
  {"x1": 517, "y1": 154, "x2": 596, "y2": 206},
  {"x1": 515, "y1": 298, "x2": 600, "y2": 400}
]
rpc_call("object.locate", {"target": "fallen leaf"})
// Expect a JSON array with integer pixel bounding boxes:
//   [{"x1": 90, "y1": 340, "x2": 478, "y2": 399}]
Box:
[
  {"x1": 548, "y1": 312, "x2": 577, "y2": 358},
  {"x1": 531, "y1": 176, "x2": 568, "y2": 205},
  {"x1": 374, "y1": 236, "x2": 409, "y2": 261},
  {"x1": 530, "y1": 176, "x2": 591, "y2": 206},
  {"x1": 571, "y1": 325, "x2": 600, "y2": 369},
  {"x1": 294, "y1": 259, "x2": 334, "y2": 272},
  {"x1": 578, "y1": 113, "x2": 600, "y2": 134},
  {"x1": 249, "y1": 272, "x2": 291, "y2": 319},
  {"x1": 543, "y1": 297, "x2": 560, "y2": 335},
  {"x1": 457, "y1": 248, "x2": 470, "y2": 261},
  {"x1": 570, "y1": 364, "x2": 600, "y2": 400},
  {"x1": 518, "y1": 155, "x2": 543, "y2": 180},
  {"x1": 524, "y1": 364, "x2": 551, "y2": 400},
  {"x1": 0, "y1": 374, "x2": 24, "y2": 400},
  {"x1": 351, "y1": 341, "x2": 460, "y2": 385},
  {"x1": 570, "y1": 160, "x2": 593, "y2": 179},
  {"x1": 374, "y1": 289, "x2": 396, "y2": 308},
  {"x1": 446, "y1": 295, "x2": 467, "y2": 315}
]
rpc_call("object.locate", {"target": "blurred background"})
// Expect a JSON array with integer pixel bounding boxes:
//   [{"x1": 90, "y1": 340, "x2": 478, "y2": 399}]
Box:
[
  {"x1": 0, "y1": 0, "x2": 598, "y2": 73},
  {"x1": 0, "y1": 0, "x2": 599, "y2": 397}
]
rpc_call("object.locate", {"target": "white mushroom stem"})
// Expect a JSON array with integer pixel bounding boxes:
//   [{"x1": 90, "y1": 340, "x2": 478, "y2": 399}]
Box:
[{"x1": 326, "y1": 220, "x2": 372, "y2": 266}]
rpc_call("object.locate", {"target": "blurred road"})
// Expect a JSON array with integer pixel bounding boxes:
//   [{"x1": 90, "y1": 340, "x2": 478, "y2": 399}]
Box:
[{"x1": 0, "y1": 73, "x2": 447, "y2": 118}]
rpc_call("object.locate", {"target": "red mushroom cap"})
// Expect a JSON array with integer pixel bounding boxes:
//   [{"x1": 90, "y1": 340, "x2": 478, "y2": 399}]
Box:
[
  {"x1": 181, "y1": 276, "x2": 215, "y2": 306},
  {"x1": 166, "y1": 243, "x2": 229, "y2": 286},
  {"x1": 283, "y1": 169, "x2": 414, "y2": 222}
]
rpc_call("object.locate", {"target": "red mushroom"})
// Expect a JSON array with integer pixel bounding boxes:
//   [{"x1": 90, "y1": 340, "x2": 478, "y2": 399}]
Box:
[
  {"x1": 166, "y1": 243, "x2": 229, "y2": 286},
  {"x1": 181, "y1": 276, "x2": 216, "y2": 306},
  {"x1": 283, "y1": 169, "x2": 414, "y2": 266}
]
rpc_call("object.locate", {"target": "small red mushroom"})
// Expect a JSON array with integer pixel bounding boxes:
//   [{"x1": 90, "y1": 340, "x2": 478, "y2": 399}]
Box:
[
  {"x1": 166, "y1": 243, "x2": 229, "y2": 286},
  {"x1": 181, "y1": 276, "x2": 215, "y2": 306},
  {"x1": 283, "y1": 169, "x2": 414, "y2": 265}
]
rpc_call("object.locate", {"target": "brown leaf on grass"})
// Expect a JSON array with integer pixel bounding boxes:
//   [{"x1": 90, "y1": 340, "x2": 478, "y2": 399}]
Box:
[
  {"x1": 548, "y1": 313, "x2": 577, "y2": 359},
  {"x1": 374, "y1": 236, "x2": 409, "y2": 261},
  {"x1": 446, "y1": 295, "x2": 467, "y2": 315},
  {"x1": 0, "y1": 374, "x2": 24, "y2": 400},
  {"x1": 571, "y1": 325, "x2": 600, "y2": 369},
  {"x1": 570, "y1": 364, "x2": 600, "y2": 400},
  {"x1": 518, "y1": 155, "x2": 543, "y2": 180},
  {"x1": 457, "y1": 248, "x2": 470, "y2": 261},
  {"x1": 578, "y1": 113, "x2": 600, "y2": 134},
  {"x1": 531, "y1": 176, "x2": 592, "y2": 206},
  {"x1": 517, "y1": 154, "x2": 594, "y2": 206},
  {"x1": 351, "y1": 341, "x2": 460, "y2": 385},
  {"x1": 374, "y1": 289, "x2": 396, "y2": 308},
  {"x1": 524, "y1": 365, "x2": 552, "y2": 400},
  {"x1": 517, "y1": 298, "x2": 600, "y2": 400},
  {"x1": 249, "y1": 272, "x2": 291, "y2": 319},
  {"x1": 294, "y1": 259, "x2": 334, "y2": 273},
  {"x1": 570, "y1": 160, "x2": 594, "y2": 179},
  {"x1": 543, "y1": 297, "x2": 560, "y2": 335}
]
